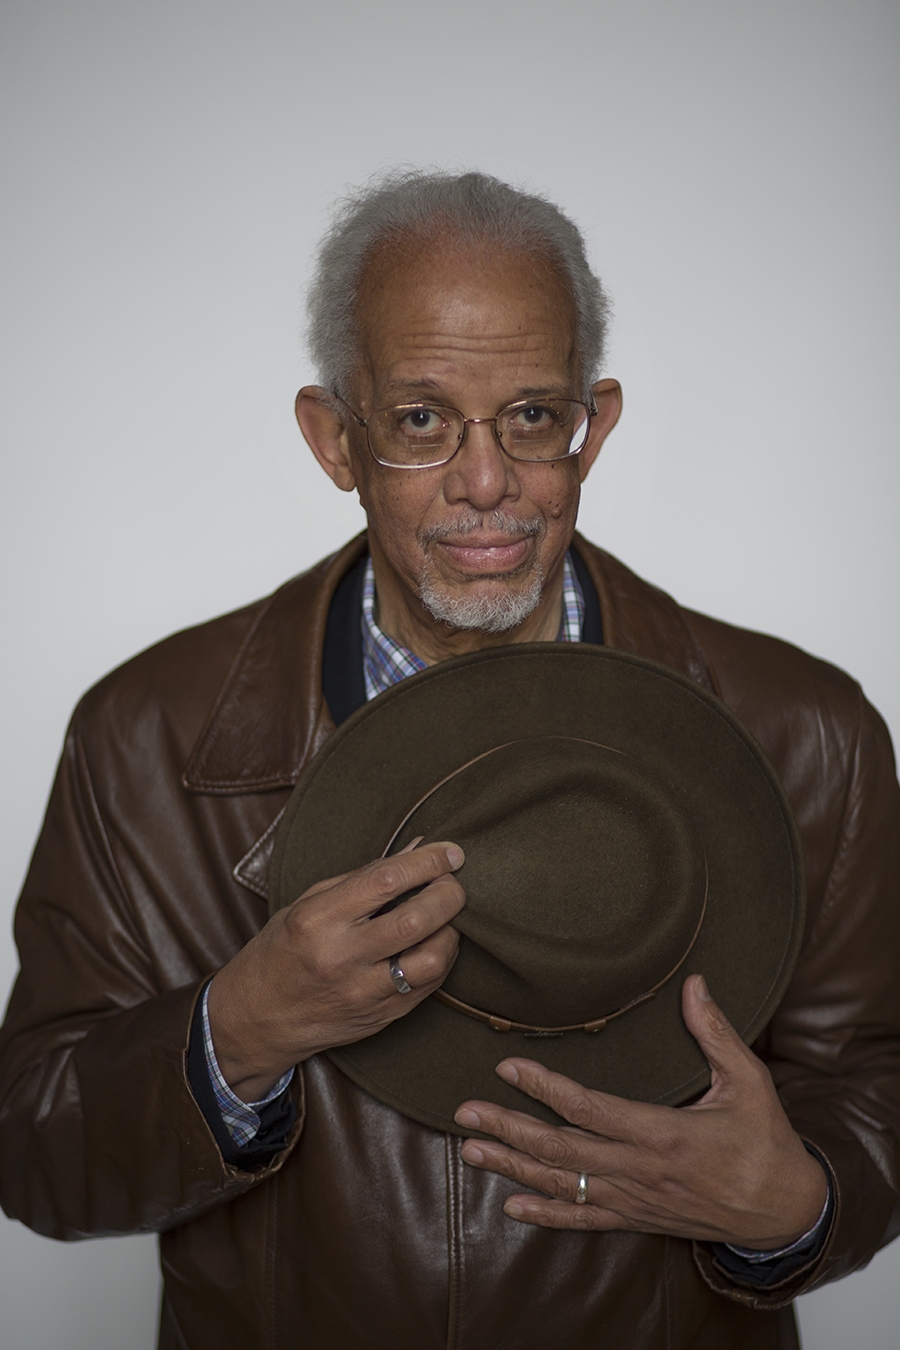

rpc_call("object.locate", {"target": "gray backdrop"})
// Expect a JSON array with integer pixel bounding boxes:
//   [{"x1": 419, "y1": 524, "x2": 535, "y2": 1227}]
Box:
[{"x1": 1, "y1": 1, "x2": 898, "y2": 1346}]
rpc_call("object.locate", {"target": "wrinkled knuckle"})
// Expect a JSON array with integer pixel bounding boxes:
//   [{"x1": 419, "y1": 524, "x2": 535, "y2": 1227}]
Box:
[
  {"x1": 495, "y1": 1152, "x2": 520, "y2": 1181},
  {"x1": 393, "y1": 907, "x2": 423, "y2": 947},
  {"x1": 443, "y1": 876, "x2": 467, "y2": 906},
  {"x1": 282, "y1": 905, "x2": 311, "y2": 943},
  {"x1": 538, "y1": 1166, "x2": 570, "y2": 1199},
  {"x1": 303, "y1": 940, "x2": 340, "y2": 985},
  {"x1": 372, "y1": 864, "x2": 403, "y2": 899},
  {"x1": 651, "y1": 1124, "x2": 679, "y2": 1160},
  {"x1": 570, "y1": 1205, "x2": 596, "y2": 1231},
  {"x1": 415, "y1": 948, "x2": 447, "y2": 985},
  {"x1": 440, "y1": 926, "x2": 461, "y2": 953},
  {"x1": 537, "y1": 1131, "x2": 574, "y2": 1169},
  {"x1": 303, "y1": 951, "x2": 332, "y2": 985},
  {"x1": 562, "y1": 1091, "x2": 596, "y2": 1132}
]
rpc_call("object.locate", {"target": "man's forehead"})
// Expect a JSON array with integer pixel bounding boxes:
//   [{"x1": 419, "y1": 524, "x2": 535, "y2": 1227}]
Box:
[
  {"x1": 358, "y1": 232, "x2": 573, "y2": 313},
  {"x1": 353, "y1": 234, "x2": 579, "y2": 393}
]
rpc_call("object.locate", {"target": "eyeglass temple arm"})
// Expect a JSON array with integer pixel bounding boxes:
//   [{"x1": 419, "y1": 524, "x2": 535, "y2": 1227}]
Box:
[{"x1": 331, "y1": 388, "x2": 368, "y2": 428}]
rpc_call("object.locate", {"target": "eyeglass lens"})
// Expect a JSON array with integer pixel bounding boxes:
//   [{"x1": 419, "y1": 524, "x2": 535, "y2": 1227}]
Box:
[{"x1": 369, "y1": 399, "x2": 590, "y2": 466}]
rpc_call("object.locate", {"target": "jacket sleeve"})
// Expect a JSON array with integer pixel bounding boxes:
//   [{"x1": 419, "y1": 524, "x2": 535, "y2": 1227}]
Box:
[
  {"x1": 694, "y1": 683, "x2": 900, "y2": 1306},
  {"x1": 0, "y1": 707, "x2": 304, "y2": 1241}
]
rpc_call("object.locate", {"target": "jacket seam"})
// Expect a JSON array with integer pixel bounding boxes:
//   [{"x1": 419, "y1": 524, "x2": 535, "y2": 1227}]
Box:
[
  {"x1": 807, "y1": 682, "x2": 864, "y2": 947},
  {"x1": 445, "y1": 1134, "x2": 463, "y2": 1350},
  {"x1": 265, "y1": 1167, "x2": 278, "y2": 1350}
]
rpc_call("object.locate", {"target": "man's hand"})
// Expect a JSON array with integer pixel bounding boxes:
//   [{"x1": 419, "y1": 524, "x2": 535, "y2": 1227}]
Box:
[
  {"x1": 207, "y1": 840, "x2": 465, "y2": 1102},
  {"x1": 454, "y1": 974, "x2": 828, "y2": 1250}
]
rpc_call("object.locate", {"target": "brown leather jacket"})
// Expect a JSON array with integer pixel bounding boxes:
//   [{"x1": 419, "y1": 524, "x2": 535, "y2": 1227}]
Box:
[{"x1": 1, "y1": 535, "x2": 899, "y2": 1350}]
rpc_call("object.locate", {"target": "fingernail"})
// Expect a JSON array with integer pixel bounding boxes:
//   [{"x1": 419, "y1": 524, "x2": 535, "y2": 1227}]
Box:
[
  {"x1": 496, "y1": 1061, "x2": 519, "y2": 1085},
  {"x1": 504, "y1": 1201, "x2": 524, "y2": 1218},
  {"x1": 461, "y1": 1143, "x2": 484, "y2": 1164},
  {"x1": 445, "y1": 844, "x2": 465, "y2": 869},
  {"x1": 454, "y1": 1107, "x2": 481, "y2": 1128},
  {"x1": 696, "y1": 975, "x2": 711, "y2": 1002}
]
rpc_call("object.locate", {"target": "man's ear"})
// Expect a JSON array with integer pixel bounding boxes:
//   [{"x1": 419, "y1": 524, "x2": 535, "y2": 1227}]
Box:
[
  {"x1": 295, "y1": 387, "x2": 358, "y2": 493},
  {"x1": 578, "y1": 378, "x2": 623, "y2": 482}
]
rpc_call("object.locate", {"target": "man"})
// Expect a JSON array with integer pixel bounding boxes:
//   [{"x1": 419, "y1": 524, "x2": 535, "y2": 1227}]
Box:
[{"x1": 1, "y1": 170, "x2": 898, "y2": 1349}]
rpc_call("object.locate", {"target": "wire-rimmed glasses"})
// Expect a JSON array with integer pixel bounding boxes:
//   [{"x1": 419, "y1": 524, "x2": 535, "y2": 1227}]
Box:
[{"x1": 332, "y1": 390, "x2": 596, "y2": 469}]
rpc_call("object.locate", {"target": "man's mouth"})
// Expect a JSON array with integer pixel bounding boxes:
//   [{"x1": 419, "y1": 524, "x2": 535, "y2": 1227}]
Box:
[
  {"x1": 435, "y1": 536, "x2": 532, "y2": 574},
  {"x1": 421, "y1": 514, "x2": 542, "y2": 577}
]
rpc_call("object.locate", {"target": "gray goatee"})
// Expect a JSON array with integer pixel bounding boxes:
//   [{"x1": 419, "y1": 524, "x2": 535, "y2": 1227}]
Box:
[{"x1": 418, "y1": 512, "x2": 544, "y2": 634}]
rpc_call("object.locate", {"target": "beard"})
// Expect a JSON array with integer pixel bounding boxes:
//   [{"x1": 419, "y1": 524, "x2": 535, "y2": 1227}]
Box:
[{"x1": 417, "y1": 511, "x2": 545, "y2": 634}]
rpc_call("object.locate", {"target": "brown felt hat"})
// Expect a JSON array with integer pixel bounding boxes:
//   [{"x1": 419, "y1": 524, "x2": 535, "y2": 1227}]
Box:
[{"x1": 268, "y1": 644, "x2": 804, "y2": 1135}]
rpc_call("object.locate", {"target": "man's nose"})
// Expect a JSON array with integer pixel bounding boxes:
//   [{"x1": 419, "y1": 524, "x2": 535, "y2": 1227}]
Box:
[{"x1": 442, "y1": 419, "x2": 520, "y2": 511}]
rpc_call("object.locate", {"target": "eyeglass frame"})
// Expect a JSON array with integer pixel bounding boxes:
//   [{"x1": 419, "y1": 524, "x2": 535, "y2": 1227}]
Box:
[{"x1": 330, "y1": 388, "x2": 598, "y2": 470}]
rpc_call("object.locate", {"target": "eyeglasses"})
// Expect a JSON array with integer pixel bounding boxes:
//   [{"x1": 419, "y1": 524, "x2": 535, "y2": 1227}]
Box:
[{"x1": 332, "y1": 390, "x2": 596, "y2": 469}]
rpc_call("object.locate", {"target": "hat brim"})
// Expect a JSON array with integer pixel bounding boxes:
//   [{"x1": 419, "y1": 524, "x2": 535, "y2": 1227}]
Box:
[{"x1": 269, "y1": 644, "x2": 804, "y2": 1135}]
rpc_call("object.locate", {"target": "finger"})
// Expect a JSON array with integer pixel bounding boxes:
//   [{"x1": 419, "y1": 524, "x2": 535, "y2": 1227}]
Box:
[
  {"x1": 454, "y1": 1100, "x2": 603, "y2": 1171},
  {"x1": 313, "y1": 842, "x2": 466, "y2": 922},
  {"x1": 500, "y1": 1195, "x2": 623, "y2": 1232},
  {"x1": 366, "y1": 872, "x2": 466, "y2": 962},
  {"x1": 490, "y1": 1058, "x2": 660, "y2": 1142},
  {"x1": 681, "y1": 974, "x2": 759, "y2": 1089},
  {"x1": 383, "y1": 924, "x2": 460, "y2": 997},
  {"x1": 460, "y1": 1135, "x2": 596, "y2": 1205},
  {"x1": 294, "y1": 840, "x2": 432, "y2": 901}
]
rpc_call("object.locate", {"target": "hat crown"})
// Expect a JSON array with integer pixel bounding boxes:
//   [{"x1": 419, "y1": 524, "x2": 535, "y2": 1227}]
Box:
[{"x1": 390, "y1": 738, "x2": 707, "y2": 1027}]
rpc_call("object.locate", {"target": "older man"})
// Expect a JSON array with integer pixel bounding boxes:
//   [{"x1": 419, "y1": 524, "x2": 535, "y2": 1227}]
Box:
[{"x1": 1, "y1": 171, "x2": 898, "y2": 1350}]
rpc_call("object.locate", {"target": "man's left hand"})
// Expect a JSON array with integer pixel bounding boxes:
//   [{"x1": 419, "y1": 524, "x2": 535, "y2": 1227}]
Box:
[{"x1": 454, "y1": 974, "x2": 828, "y2": 1249}]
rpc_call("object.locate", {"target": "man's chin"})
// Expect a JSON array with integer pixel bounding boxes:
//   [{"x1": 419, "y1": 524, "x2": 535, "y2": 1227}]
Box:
[{"x1": 419, "y1": 572, "x2": 544, "y2": 635}]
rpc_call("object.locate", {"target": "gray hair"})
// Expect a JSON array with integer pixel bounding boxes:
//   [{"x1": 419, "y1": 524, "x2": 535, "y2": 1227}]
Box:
[{"x1": 306, "y1": 169, "x2": 611, "y2": 398}]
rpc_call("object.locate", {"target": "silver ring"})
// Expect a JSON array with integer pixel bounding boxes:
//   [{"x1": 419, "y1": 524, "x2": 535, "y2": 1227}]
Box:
[
  {"x1": 575, "y1": 1173, "x2": 589, "y2": 1205},
  {"x1": 389, "y1": 955, "x2": 413, "y2": 995}
]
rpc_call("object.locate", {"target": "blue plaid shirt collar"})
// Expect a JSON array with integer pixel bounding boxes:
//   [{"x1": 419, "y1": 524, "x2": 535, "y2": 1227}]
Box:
[{"x1": 361, "y1": 552, "x2": 585, "y2": 701}]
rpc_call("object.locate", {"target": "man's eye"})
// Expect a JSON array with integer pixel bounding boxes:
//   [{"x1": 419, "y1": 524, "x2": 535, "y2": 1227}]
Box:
[
  {"x1": 398, "y1": 408, "x2": 445, "y2": 436},
  {"x1": 510, "y1": 404, "x2": 557, "y2": 431}
]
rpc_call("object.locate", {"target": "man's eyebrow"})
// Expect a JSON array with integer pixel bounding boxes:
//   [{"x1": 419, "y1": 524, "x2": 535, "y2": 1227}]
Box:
[
  {"x1": 515, "y1": 384, "x2": 575, "y2": 400},
  {"x1": 382, "y1": 378, "x2": 444, "y2": 398}
]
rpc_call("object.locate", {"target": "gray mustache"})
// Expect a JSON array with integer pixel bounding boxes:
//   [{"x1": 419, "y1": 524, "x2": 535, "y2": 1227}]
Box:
[{"x1": 420, "y1": 512, "x2": 543, "y2": 545}]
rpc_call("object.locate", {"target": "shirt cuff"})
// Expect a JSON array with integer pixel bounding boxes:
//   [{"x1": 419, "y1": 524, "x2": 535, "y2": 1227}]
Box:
[{"x1": 200, "y1": 982, "x2": 294, "y2": 1147}]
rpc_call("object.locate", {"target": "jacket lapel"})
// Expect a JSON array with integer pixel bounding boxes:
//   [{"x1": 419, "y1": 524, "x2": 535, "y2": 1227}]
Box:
[{"x1": 181, "y1": 535, "x2": 367, "y2": 795}]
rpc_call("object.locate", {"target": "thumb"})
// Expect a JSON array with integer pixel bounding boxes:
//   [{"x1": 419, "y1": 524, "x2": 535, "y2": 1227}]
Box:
[{"x1": 681, "y1": 974, "x2": 753, "y2": 1085}]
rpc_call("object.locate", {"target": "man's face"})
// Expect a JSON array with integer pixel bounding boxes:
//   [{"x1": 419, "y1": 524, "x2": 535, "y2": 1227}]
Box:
[{"x1": 298, "y1": 238, "x2": 619, "y2": 655}]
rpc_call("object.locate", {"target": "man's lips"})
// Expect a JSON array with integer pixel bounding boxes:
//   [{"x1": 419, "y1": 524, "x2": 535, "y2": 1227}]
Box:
[{"x1": 433, "y1": 535, "x2": 532, "y2": 573}]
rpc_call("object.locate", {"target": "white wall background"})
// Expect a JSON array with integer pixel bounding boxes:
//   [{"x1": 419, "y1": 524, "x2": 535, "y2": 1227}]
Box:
[{"x1": 1, "y1": 1, "x2": 897, "y2": 1345}]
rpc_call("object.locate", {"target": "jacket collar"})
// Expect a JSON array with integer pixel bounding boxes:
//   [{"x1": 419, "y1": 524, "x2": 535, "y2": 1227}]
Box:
[
  {"x1": 182, "y1": 531, "x2": 718, "y2": 796},
  {"x1": 182, "y1": 534, "x2": 367, "y2": 794}
]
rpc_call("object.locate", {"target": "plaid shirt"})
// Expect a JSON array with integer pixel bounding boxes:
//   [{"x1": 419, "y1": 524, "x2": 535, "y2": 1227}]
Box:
[{"x1": 362, "y1": 551, "x2": 585, "y2": 699}]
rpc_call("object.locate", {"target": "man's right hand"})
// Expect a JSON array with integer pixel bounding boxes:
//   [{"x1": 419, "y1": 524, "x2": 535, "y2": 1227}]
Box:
[{"x1": 206, "y1": 841, "x2": 466, "y2": 1103}]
